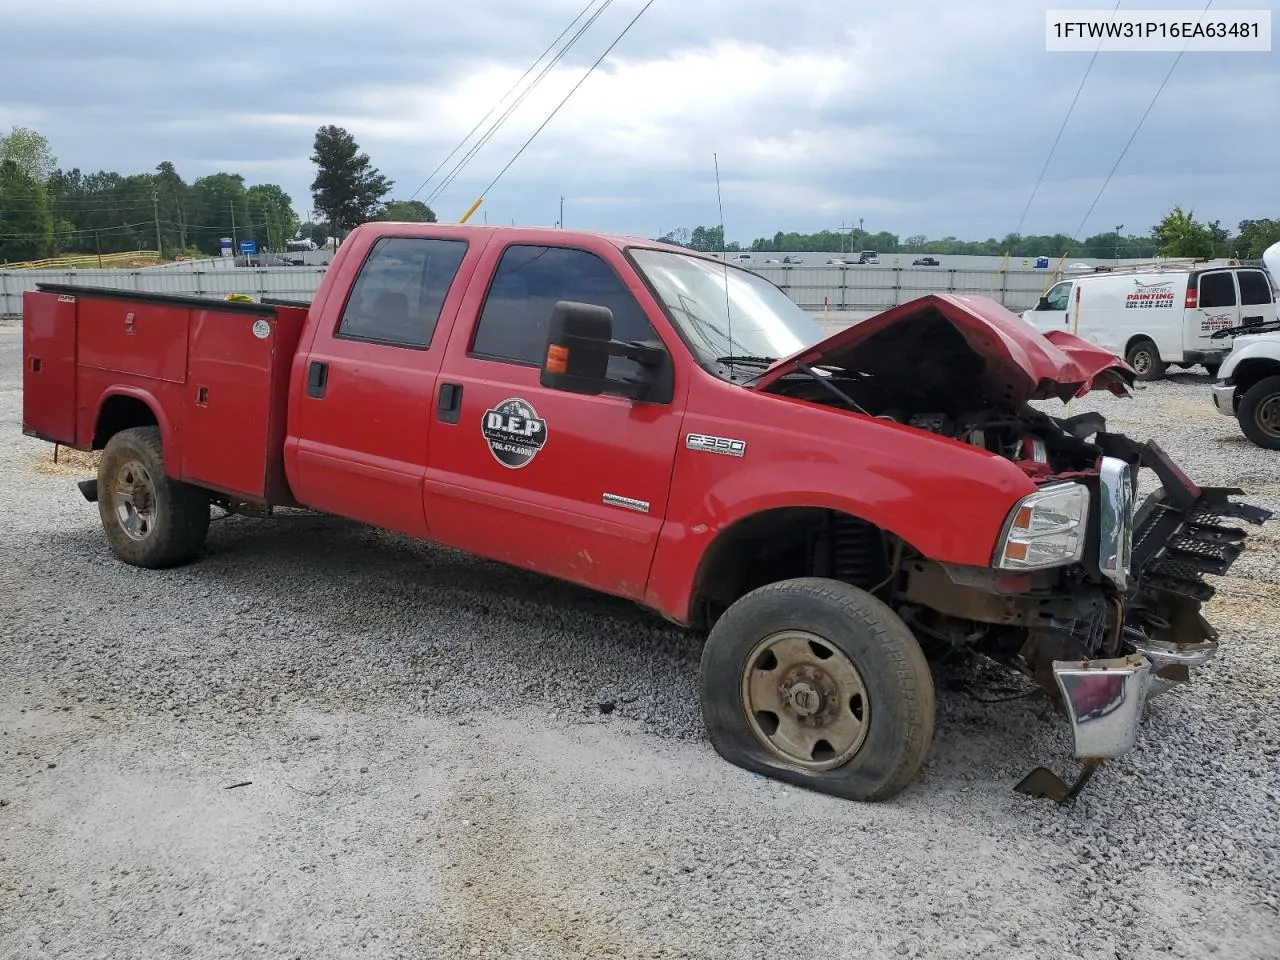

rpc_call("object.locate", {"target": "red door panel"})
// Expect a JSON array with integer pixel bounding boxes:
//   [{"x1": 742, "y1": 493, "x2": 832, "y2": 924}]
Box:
[
  {"x1": 285, "y1": 233, "x2": 479, "y2": 538},
  {"x1": 422, "y1": 239, "x2": 687, "y2": 600},
  {"x1": 21, "y1": 291, "x2": 79, "y2": 445}
]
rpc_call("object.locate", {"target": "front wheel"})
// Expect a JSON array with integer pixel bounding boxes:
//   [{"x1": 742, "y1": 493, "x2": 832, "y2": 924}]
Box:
[
  {"x1": 96, "y1": 426, "x2": 211, "y2": 568},
  {"x1": 1125, "y1": 339, "x2": 1165, "y2": 381},
  {"x1": 1237, "y1": 375, "x2": 1280, "y2": 450},
  {"x1": 699, "y1": 578, "x2": 935, "y2": 802}
]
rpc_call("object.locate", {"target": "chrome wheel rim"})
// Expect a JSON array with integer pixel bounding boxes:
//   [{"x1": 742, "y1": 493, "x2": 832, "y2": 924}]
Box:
[
  {"x1": 740, "y1": 630, "x2": 870, "y2": 771},
  {"x1": 112, "y1": 459, "x2": 159, "y2": 541},
  {"x1": 1131, "y1": 350, "x2": 1152, "y2": 375},
  {"x1": 1257, "y1": 394, "x2": 1280, "y2": 438}
]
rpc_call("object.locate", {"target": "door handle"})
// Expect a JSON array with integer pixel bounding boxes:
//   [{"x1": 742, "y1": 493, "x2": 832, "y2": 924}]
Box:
[
  {"x1": 437, "y1": 382, "x2": 463, "y2": 424},
  {"x1": 306, "y1": 361, "x2": 328, "y2": 399}
]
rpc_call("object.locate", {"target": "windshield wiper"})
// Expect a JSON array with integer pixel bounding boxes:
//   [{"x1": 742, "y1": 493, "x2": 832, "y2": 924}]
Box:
[{"x1": 715, "y1": 355, "x2": 778, "y2": 366}]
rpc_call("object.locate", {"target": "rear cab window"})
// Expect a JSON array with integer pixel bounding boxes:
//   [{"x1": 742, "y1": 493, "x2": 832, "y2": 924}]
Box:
[
  {"x1": 469, "y1": 243, "x2": 662, "y2": 379},
  {"x1": 336, "y1": 236, "x2": 469, "y2": 349}
]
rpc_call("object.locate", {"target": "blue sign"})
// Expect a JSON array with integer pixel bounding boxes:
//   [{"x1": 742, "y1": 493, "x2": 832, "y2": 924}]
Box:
[{"x1": 239, "y1": 239, "x2": 258, "y2": 256}]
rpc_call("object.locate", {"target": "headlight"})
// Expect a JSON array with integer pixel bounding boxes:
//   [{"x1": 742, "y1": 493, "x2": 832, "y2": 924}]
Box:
[{"x1": 994, "y1": 482, "x2": 1090, "y2": 570}]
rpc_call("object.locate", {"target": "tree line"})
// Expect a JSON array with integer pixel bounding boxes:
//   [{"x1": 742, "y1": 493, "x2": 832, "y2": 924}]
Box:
[
  {"x1": 0, "y1": 125, "x2": 435, "y2": 262},
  {"x1": 656, "y1": 208, "x2": 1280, "y2": 261}
]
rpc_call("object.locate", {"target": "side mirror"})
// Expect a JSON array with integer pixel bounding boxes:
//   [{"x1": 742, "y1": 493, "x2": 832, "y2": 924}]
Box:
[
  {"x1": 539, "y1": 301, "x2": 615, "y2": 395},
  {"x1": 1036, "y1": 296, "x2": 1050, "y2": 310},
  {"x1": 539, "y1": 300, "x2": 670, "y2": 402}
]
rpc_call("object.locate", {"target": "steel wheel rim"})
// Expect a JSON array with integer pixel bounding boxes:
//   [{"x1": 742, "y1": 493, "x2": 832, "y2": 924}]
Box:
[
  {"x1": 112, "y1": 459, "x2": 159, "y2": 541},
  {"x1": 1257, "y1": 394, "x2": 1280, "y2": 438},
  {"x1": 1132, "y1": 349, "x2": 1152, "y2": 374},
  {"x1": 739, "y1": 630, "x2": 870, "y2": 771}
]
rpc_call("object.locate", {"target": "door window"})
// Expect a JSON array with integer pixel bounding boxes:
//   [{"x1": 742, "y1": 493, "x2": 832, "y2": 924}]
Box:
[
  {"x1": 336, "y1": 236, "x2": 469, "y2": 348},
  {"x1": 1043, "y1": 282, "x2": 1071, "y2": 311},
  {"x1": 1238, "y1": 270, "x2": 1274, "y2": 305},
  {"x1": 1198, "y1": 272, "x2": 1237, "y2": 308},
  {"x1": 470, "y1": 244, "x2": 660, "y2": 378}
]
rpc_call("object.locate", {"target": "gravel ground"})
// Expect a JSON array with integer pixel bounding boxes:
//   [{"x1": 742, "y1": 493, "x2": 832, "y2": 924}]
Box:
[{"x1": 1, "y1": 320, "x2": 1277, "y2": 959}]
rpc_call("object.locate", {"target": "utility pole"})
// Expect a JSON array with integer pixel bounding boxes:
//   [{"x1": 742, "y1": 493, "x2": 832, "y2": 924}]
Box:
[
  {"x1": 559, "y1": 196, "x2": 564, "y2": 229},
  {"x1": 94, "y1": 230, "x2": 102, "y2": 268},
  {"x1": 152, "y1": 189, "x2": 163, "y2": 259},
  {"x1": 230, "y1": 200, "x2": 238, "y2": 252}
]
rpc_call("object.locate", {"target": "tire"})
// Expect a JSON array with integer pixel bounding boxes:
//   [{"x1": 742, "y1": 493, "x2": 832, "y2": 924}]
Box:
[
  {"x1": 96, "y1": 426, "x2": 210, "y2": 568},
  {"x1": 1237, "y1": 375, "x2": 1280, "y2": 451},
  {"x1": 699, "y1": 577, "x2": 935, "y2": 802},
  {"x1": 1125, "y1": 339, "x2": 1165, "y2": 381}
]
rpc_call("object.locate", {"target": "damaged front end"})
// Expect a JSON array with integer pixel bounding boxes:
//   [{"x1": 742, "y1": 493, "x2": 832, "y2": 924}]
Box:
[
  {"x1": 1011, "y1": 438, "x2": 1271, "y2": 802},
  {"x1": 755, "y1": 295, "x2": 1273, "y2": 802}
]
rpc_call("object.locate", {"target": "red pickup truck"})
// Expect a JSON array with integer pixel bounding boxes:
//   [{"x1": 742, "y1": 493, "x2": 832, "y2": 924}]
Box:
[{"x1": 20, "y1": 223, "x2": 1271, "y2": 803}]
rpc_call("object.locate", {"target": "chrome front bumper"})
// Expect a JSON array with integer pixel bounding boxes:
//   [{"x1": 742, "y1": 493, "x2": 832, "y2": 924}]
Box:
[
  {"x1": 1211, "y1": 381, "x2": 1236, "y2": 417},
  {"x1": 1053, "y1": 640, "x2": 1219, "y2": 759}
]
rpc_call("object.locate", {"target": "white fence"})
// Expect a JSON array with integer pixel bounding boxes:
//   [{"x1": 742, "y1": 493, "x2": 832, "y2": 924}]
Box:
[{"x1": 0, "y1": 263, "x2": 1059, "y2": 319}]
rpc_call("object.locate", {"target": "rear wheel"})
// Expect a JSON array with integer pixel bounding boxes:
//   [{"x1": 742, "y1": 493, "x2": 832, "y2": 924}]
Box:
[
  {"x1": 699, "y1": 578, "x2": 935, "y2": 802},
  {"x1": 96, "y1": 426, "x2": 210, "y2": 568},
  {"x1": 1238, "y1": 375, "x2": 1280, "y2": 450},
  {"x1": 1125, "y1": 339, "x2": 1165, "y2": 381}
]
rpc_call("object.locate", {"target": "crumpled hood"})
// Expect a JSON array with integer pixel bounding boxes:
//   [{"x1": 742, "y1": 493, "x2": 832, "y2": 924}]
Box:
[{"x1": 753, "y1": 293, "x2": 1135, "y2": 405}]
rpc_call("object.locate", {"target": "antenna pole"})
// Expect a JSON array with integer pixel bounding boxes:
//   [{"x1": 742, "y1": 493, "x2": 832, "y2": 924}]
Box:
[{"x1": 714, "y1": 153, "x2": 733, "y2": 356}]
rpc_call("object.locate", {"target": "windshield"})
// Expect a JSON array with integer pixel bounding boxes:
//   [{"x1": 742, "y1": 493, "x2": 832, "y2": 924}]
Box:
[{"x1": 630, "y1": 248, "x2": 826, "y2": 365}]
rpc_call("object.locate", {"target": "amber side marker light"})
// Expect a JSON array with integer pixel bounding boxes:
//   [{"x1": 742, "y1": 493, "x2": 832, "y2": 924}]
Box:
[{"x1": 546, "y1": 344, "x2": 570, "y2": 374}]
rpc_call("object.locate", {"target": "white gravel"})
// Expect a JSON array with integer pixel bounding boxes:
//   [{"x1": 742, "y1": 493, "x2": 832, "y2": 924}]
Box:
[{"x1": 1, "y1": 321, "x2": 1277, "y2": 959}]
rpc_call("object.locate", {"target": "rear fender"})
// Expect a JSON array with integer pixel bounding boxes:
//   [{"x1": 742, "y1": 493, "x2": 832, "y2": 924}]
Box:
[{"x1": 89, "y1": 386, "x2": 182, "y2": 479}]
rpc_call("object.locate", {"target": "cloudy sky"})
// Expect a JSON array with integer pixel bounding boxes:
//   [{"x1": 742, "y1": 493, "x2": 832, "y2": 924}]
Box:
[{"x1": 3, "y1": 0, "x2": 1276, "y2": 243}]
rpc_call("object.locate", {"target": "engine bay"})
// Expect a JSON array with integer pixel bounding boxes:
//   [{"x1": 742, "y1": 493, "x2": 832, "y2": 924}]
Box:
[{"x1": 759, "y1": 307, "x2": 1111, "y2": 477}]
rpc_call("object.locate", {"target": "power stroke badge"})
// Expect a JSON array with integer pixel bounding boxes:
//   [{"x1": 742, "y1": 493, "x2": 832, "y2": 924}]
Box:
[{"x1": 482, "y1": 398, "x2": 547, "y2": 469}]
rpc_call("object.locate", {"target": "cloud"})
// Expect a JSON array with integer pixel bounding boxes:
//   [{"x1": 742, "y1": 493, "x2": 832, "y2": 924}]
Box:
[{"x1": 1, "y1": 0, "x2": 1274, "y2": 241}]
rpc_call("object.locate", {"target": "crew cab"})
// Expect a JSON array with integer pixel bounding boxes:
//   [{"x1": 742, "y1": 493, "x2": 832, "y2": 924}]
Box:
[{"x1": 20, "y1": 223, "x2": 1271, "y2": 804}]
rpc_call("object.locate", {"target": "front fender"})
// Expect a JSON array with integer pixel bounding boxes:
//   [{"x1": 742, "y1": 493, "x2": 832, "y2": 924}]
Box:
[
  {"x1": 1219, "y1": 337, "x2": 1280, "y2": 381},
  {"x1": 643, "y1": 407, "x2": 1036, "y2": 624}
]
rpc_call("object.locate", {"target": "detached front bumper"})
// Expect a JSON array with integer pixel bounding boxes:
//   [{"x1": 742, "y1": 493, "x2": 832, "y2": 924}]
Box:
[
  {"x1": 1051, "y1": 638, "x2": 1219, "y2": 760},
  {"x1": 1211, "y1": 380, "x2": 1236, "y2": 417},
  {"x1": 1017, "y1": 440, "x2": 1271, "y2": 803}
]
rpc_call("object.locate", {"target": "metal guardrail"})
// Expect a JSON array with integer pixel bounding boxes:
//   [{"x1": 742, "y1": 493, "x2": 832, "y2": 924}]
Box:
[{"x1": 1, "y1": 263, "x2": 1059, "y2": 320}]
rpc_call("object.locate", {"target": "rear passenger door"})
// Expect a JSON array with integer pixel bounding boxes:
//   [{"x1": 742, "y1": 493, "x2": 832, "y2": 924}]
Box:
[
  {"x1": 286, "y1": 234, "x2": 476, "y2": 538},
  {"x1": 1237, "y1": 268, "x2": 1278, "y2": 327},
  {"x1": 1188, "y1": 270, "x2": 1240, "y2": 348},
  {"x1": 422, "y1": 241, "x2": 685, "y2": 600}
]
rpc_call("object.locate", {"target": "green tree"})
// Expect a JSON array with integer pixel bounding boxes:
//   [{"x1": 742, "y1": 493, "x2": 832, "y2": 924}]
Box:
[
  {"x1": 187, "y1": 173, "x2": 250, "y2": 254},
  {"x1": 310, "y1": 125, "x2": 392, "y2": 238},
  {"x1": 0, "y1": 126, "x2": 56, "y2": 183},
  {"x1": 310, "y1": 222, "x2": 330, "y2": 247},
  {"x1": 154, "y1": 161, "x2": 189, "y2": 255},
  {"x1": 375, "y1": 199, "x2": 436, "y2": 223},
  {"x1": 0, "y1": 159, "x2": 55, "y2": 261},
  {"x1": 1154, "y1": 206, "x2": 1215, "y2": 259},
  {"x1": 246, "y1": 184, "x2": 298, "y2": 251},
  {"x1": 1236, "y1": 219, "x2": 1280, "y2": 259}
]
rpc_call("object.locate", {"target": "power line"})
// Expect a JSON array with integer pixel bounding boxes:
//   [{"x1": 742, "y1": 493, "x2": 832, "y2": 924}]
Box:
[
  {"x1": 406, "y1": 0, "x2": 604, "y2": 203},
  {"x1": 470, "y1": 0, "x2": 657, "y2": 210},
  {"x1": 1073, "y1": 0, "x2": 1214, "y2": 239},
  {"x1": 424, "y1": 0, "x2": 618, "y2": 207},
  {"x1": 1011, "y1": 0, "x2": 1120, "y2": 238}
]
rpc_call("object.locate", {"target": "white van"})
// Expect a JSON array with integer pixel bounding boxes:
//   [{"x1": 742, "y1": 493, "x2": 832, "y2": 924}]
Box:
[{"x1": 1020, "y1": 263, "x2": 1278, "y2": 380}]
